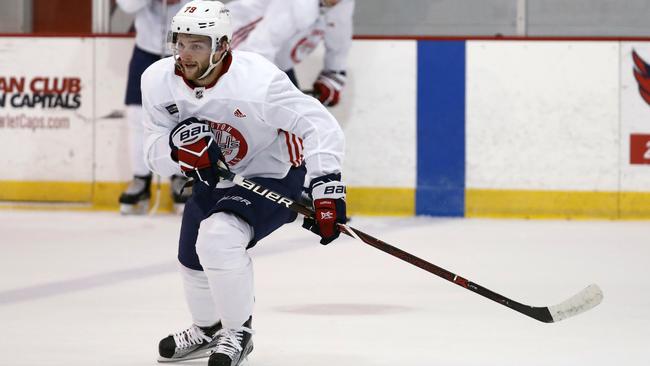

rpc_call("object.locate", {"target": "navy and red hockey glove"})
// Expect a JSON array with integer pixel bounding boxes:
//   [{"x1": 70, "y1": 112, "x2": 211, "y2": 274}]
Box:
[
  {"x1": 302, "y1": 173, "x2": 347, "y2": 245},
  {"x1": 169, "y1": 117, "x2": 226, "y2": 188},
  {"x1": 312, "y1": 70, "x2": 346, "y2": 107}
]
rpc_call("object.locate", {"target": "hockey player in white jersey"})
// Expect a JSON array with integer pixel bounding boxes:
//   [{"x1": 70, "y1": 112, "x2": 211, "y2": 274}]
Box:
[
  {"x1": 142, "y1": 1, "x2": 346, "y2": 365},
  {"x1": 226, "y1": 0, "x2": 354, "y2": 107},
  {"x1": 116, "y1": 0, "x2": 193, "y2": 215}
]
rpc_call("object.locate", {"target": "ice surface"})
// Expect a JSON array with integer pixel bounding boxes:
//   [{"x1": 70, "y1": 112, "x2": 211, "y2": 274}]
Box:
[{"x1": 0, "y1": 210, "x2": 648, "y2": 366}]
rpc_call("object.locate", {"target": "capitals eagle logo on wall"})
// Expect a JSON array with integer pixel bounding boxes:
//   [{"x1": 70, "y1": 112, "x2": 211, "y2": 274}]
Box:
[
  {"x1": 630, "y1": 49, "x2": 650, "y2": 164},
  {"x1": 632, "y1": 49, "x2": 650, "y2": 105}
]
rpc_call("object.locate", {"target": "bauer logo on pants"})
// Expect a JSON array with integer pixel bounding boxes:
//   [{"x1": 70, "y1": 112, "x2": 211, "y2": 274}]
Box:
[{"x1": 239, "y1": 179, "x2": 294, "y2": 209}]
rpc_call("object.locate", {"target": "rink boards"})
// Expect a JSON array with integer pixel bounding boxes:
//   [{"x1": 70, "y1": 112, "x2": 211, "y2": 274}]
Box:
[{"x1": 1, "y1": 36, "x2": 649, "y2": 218}]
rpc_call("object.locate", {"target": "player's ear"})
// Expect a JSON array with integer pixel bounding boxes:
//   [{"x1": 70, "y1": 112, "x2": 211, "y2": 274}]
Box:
[
  {"x1": 212, "y1": 38, "x2": 229, "y2": 62},
  {"x1": 217, "y1": 36, "x2": 229, "y2": 52}
]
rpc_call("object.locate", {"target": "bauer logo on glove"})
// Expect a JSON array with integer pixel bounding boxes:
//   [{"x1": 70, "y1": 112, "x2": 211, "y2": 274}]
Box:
[
  {"x1": 169, "y1": 117, "x2": 226, "y2": 188},
  {"x1": 172, "y1": 122, "x2": 212, "y2": 146},
  {"x1": 323, "y1": 185, "x2": 346, "y2": 195}
]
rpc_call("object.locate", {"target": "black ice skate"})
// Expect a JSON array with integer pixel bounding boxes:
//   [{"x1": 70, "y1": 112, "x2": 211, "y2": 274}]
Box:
[
  {"x1": 118, "y1": 174, "x2": 152, "y2": 215},
  {"x1": 170, "y1": 174, "x2": 192, "y2": 215},
  {"x1": 158, "y1": 322, "x2": 222, "y2": 362},
  {"x1": 208, "y1": 317, "x2": 254, "y2": 366}
]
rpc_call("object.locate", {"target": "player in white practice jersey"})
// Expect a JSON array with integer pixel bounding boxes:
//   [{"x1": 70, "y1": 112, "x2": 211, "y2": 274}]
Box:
[
  {"x1": 116, "y1": 0, "x2": 192, "y2": 215},
  {"x1": 141, "y1": 1, "x2": 346, "y2": 365},
  {"x1": 226, "y1": 0, "x2": 354, "y2": 107}
]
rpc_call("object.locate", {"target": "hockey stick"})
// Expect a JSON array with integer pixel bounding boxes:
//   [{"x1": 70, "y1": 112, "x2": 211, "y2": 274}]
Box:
[{"x1": 215, "y1": 167, "x2": 604, "y2": 323}]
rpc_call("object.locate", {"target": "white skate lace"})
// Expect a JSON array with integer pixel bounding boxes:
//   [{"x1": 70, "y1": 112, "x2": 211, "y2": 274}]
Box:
[
  {"x1": 172, "y1": 325, "x2": 213, "y2": 350},
  {"x1": 212, "y1": 326, "x2": 254, "y2": 358}
]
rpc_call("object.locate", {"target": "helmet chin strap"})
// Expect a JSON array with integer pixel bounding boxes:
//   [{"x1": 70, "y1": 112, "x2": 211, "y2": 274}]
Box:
[{"x1": 197, "y1": 43, "x2": 229, "y2": 80}]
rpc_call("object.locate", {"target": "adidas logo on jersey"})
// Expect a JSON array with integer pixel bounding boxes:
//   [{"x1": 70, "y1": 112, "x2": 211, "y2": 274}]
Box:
[{"x1": 234, "y1": 109, "x2": 247, "y2": 118}]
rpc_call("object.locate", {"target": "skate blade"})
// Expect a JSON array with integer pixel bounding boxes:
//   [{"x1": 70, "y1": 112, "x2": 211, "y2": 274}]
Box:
[
  {"x1": 120, "y1": 201, "x2": 149, "y2": 215},
  {"x1": 157, "y1": 348, "x2": 212, "y2": 363}
]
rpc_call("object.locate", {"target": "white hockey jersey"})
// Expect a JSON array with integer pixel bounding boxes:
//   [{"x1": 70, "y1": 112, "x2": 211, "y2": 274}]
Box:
[
  {"x1": 226, "y1": 0, "x2": 354, "y2": 72},
  {"x1": 140, "y1": 51, "x2": 345, "y2": 186},
  {"x1": 116, "y1": 0, "x2": 191, "y2": 55}
]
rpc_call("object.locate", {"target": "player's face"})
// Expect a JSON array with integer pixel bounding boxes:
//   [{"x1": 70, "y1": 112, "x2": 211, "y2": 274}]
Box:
[{"x1": 176, "y1": 34, "x2": 213, "y2": 80}]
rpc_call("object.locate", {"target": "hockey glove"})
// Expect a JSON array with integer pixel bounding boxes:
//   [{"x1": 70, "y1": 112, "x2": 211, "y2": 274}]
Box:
[
  {"x1": 302, "y1": 173, "x2": 347, "y2": 245},
  {"x1": 169, "y1": 117, "x2": 226, "y2": 188},
  {"x1": 312, "y1": 70, "x2": 346, "y2": 107}
]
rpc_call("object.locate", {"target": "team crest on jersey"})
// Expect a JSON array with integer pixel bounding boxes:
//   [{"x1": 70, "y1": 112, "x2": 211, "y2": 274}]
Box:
[{"x1": 206, "y1": 121, "x2": 249, "y2": 166}]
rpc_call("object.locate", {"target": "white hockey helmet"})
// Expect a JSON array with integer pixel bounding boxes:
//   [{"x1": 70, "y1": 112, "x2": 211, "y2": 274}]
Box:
[{"x1": 170, "y1": 0, "x2": 233, "y2": 78}]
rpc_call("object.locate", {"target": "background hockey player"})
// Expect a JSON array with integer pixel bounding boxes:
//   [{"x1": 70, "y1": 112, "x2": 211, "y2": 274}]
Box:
[
  {"x1": 225, "y1": 0, "x2": 354, "y2": 107},
  {"x1": 116, "y1": 0, "x2": 192, "y2": 214},
  {"x1": 141, "y1": 1, "x2": 346, "y2": 365}
]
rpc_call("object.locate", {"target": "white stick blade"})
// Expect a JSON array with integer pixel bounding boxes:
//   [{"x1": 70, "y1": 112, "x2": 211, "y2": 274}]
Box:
[{"x1": 548, "y1": 284, "x2": 604, "y2": 322}]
